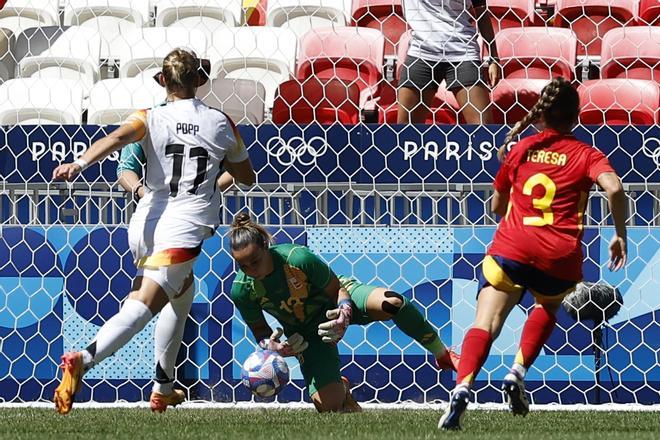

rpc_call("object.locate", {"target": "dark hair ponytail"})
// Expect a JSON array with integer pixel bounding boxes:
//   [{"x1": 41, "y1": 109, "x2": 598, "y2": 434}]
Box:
[
  {"x1": 229, "y1": 212, "x2": 274, "y2": 251},
  {"x1": 498, "y1": 77, "x2": 579, "y2": 162}
]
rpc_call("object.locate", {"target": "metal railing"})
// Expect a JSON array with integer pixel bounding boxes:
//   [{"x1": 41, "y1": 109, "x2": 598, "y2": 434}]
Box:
[{"x1": 1, "y1": 182, "x2": 658, "y2": 227}]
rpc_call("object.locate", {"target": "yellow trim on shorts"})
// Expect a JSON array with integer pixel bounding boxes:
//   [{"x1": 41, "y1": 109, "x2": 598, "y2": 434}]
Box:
[
  {"x1": 529, "y1": 285, "x2": 577, "y2": 305},
  {"x1": 482, "y1": 255, "x2": 524, "y2": 294},
  {"x1": 137, "y1": 247, "x2": 199, "y2": 269}
]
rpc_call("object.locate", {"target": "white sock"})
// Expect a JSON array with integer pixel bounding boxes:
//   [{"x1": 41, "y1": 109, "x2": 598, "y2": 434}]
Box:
[
  {"x1": 510, "y1": 363, "x2": 527, "y2": 380},
  {"x1": 152, "y1": 285, "x2": 194, "y2": 394},
  {"x1": 82, "y1": 299, "x2": 152, "y2": 371}
]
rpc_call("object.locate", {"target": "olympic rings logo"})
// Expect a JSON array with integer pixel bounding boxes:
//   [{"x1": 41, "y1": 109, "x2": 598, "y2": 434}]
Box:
[
  {"x1": 265, "y1": 136, "x2": 329, "y2": 166},
  {"x1": 642, "y1": 137, "x2": 660, "y2": 168}
]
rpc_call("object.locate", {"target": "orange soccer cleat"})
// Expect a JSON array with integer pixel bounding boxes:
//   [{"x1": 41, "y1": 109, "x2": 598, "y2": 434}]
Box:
[
  {"x1": 150, "y1": 389, "x2": 185, "y2": 413},
  {"x1": 341, "y1": 376, "x2": 362, "y2": 413},
  {"x1": 436, "y1": 348, "x2": 460, "y2": 372},
  {"x1": 53, "y1": 352, "x2": 84, "y2": 415}
]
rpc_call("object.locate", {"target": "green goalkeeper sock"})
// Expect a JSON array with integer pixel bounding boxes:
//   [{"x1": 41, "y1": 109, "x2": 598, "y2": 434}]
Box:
[{"x1": 389, "y1": 293, "x2": 446, "y2": 357}]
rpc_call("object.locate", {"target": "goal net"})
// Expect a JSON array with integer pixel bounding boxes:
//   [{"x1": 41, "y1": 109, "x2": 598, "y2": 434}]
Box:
[{"x1": 0, "y1": 0, "x2": 658, "y2": 406}]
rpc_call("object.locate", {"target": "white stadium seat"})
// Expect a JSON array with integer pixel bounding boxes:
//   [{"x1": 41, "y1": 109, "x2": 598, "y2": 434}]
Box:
[
  {"x1": 267, "y1": 0, "x2": 351, "y2": 38},
  {"x1": 64, "y1": 0, "x2": 151, "y2": 27},
  {"x1": 197, "y1": 77, "x2": 266, "y2": 125},
  {"x1": 0, "y1": 78, "x2": 84, "y2": 124},
  {"x1": 64, "y1": 0, "x2": 151, "y2": 61},
  {"x1": 154, "y1": 0, "x2": 243, "y2": 29},
  {"x1": 0, "y1": 27, "x2": 12, "y2": 83},
  {"x1": 87, "y1": 78, "x2": 166, "y2": 125},
  {"x1": 208, "y1": 27, "x2": 297, "y2": 109},
  {"x1": 118, "y1": 27, "x2": 208, "y2": 78},
  {"x1": 0, "y1": 0, "x2": 59, "y2": 36},
  {"x1": 17, "y1": 26, "x2": 102, "y2": 92}
]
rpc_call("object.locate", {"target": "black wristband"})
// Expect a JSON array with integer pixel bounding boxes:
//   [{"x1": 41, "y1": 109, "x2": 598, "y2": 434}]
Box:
[{"x1": 133, "y1": 184, "x2": 143, "y2": 201}]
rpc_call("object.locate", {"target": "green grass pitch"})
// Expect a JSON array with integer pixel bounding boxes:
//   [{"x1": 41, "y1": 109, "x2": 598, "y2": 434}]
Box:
[{"x1": 0, "y1": 408, "x2": 658, "y2": 440}]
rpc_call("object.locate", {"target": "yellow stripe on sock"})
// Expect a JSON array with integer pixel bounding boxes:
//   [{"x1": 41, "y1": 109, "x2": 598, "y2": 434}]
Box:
[{"x1": 514, "y1": 349, "x2": 525, "y2": 366}]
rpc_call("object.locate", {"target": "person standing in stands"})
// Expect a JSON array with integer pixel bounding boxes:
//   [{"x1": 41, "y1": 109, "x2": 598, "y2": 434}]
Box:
[{"x1": 398, "y1": 0, "x2": 500, "y2": 124}]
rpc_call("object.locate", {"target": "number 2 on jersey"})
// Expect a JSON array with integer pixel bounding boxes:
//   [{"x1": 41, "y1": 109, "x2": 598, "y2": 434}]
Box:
[
  {"x1": 165, "y1": 144, "x2": 209, "y2": 197},
  {"x1": 522, "y1": 173, "x2": 556, "y2": 226}
]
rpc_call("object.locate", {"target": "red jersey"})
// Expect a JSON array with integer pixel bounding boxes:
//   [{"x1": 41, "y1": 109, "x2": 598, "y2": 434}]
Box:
[{"x1": 489, "y1": 129, "x2": 615, "y2": 281}]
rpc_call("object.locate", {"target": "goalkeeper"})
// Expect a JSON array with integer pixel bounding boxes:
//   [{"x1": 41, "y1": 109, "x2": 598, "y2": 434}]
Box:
[{"x1": 230, "y1": 212, "x2": 459, "y2": 412}]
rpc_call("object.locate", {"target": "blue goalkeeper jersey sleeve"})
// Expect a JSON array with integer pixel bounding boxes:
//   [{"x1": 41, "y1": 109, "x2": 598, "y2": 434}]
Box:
[{"x1": 116, "y1": 142, "x2": 145, "y2": 179}]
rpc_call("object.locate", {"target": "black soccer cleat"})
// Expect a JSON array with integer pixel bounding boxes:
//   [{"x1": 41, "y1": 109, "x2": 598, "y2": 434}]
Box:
[
  {"x1": 502, "y1": 373, "x2": 530, "y2": 417},
  {"x1": 438, "y1": 387, "x2": 470, "y2": 430}
]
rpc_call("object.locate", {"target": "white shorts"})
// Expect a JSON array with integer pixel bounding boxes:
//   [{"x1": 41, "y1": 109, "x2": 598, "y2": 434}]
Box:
[{"x1": 128, "y1": 216, "x2": 212, "y2": 298}]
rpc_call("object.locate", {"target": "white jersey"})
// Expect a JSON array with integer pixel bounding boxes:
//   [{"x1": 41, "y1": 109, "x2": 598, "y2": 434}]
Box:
[
  {"x1": 403, "y1": 0, "x2": 483, "y2": 62},
  {"x1": 126, "y1": 98, "x2": 248, "y2": 228}
]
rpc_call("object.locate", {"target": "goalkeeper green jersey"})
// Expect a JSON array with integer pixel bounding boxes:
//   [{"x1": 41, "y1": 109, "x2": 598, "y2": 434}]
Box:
[{"x1": 231, "y1": 244, "x2": 338, "y2": 335}]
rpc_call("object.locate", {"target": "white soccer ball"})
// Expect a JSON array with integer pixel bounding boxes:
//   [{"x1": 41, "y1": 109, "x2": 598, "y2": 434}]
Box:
[{"x1": 241, "y1": 350, "x2": 290, "y2": 398}]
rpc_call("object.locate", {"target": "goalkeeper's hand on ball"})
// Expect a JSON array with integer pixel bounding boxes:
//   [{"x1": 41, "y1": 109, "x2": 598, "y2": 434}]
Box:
[
  {"x1": 318, "y1": 300, "x2": 353, "y2": 344},
  {"x1": 259, "y1": 327, "x2": 308, "y2": 357}
]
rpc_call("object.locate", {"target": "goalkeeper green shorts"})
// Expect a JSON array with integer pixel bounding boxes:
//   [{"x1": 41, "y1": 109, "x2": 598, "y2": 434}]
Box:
[{"x1": 299, "y1": 277, "x2": 378, "y2": 396}]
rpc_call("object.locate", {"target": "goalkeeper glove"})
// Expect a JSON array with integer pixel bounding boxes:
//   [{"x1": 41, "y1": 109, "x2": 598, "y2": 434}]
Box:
[
  {"x1": 317, "y1": 300, "x2": 353, "y2": 344},
  {"x1": 259, "y1": 327, "x2": 308, "y2": 357}
]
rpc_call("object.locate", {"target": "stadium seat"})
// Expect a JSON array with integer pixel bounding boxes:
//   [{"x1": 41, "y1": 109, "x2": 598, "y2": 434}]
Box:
[
  {"x1": 117, "y1": 28, "x2": 208, "y2": 78},
  {"x1": 208, "y1": 27, "x2": 297, "y2": 110},
  {"x1": 154, "y1": 0, "x2": 243, "y2": 29},
  {"x1": 495, "y1": 27, "x2": 578, "y2": 80},
  {"x1": 87, "y1": 78, "x2": 166, "y2": 125},
  {"x1": 64, "y1": 1, "x2": 150, "y2": 61},
  {"x1": 272, "y1": 77, "x2": 361, "y2": 124},
  {"x1": 12, "y1": 26, "x2": 68, "y2": 65},
  {"x1": 491, "y1": 78, "x2": 549, "y2": 124},
  {"x1": 267, "y1": 0, "x2": 350, "y2": 38},
  {"x1": 578, "y1": 79, "x2": 659, "y2": 125},
  {"x1": 377, "y1": 30, "x2": 460, "y2": 124},
  {"x1": 17, "y1": 26, "x2": 102, "y2": 92},
  {"x1": 554, "y1": 0, "x2": 636, "y2": 57},
  {"x1": 197, "y1": 78, "x2": 266, "y2": 125},
  {"x1": 0, "y1": 0, "x2": 59, "y2": 36},
  {"x1": 351, "y1": 0, "x2": 407, "y2": 56},
  {"x1": 296, "y1": 26, "x2": 384, "y2": 101},
  {"x1": 491, "y1": 28, "x2": 577, "y2": 124},
  {"x1": 600, "y1": 27, "x2": 660, "y2": 82},
  {"x1": 638, "y1": 0, "x2": 660, "y2": 25},
  {"x1": 0, "y1": 78, "x2": 84, "y2": 124},
  {"x1": 0, "y1": 27, "x2": 11, "y2": 82},
  {"x1": 486, "y1": 0, "x2": 536, "y2": 33}
]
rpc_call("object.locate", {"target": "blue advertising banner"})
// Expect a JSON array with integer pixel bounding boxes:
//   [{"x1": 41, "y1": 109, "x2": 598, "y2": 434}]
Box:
[{"x1": 2, "y1": 124, "x2": 658, "y2": 185}]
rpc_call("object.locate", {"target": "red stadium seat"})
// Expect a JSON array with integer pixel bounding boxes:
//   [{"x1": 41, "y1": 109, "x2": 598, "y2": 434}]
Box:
[
  {"x1": 554, "y1": 0, "x2": 636, "y2": 57},
  {"x1": 377, "y1": 31, "x2": 460, "y2": 124},
  {"x1": 578, "y1": 79, "x2": 659, "y2": 125},
  {"x1": 296, "y1": 26, "x2": 385, "y2": 99},
  {"x1": 486, "y1": 0, "x2": 536, "y2": 33},
  {"x1": 600, "y1": 27, "x2": 660, "y2": 82},
  {"x1": 492, "y1": 28, "x2": 576, "y2": 124},
  {"x1": 491, "y1": 78, "x2": 549, "y2": 124},
  {"x1": 351, "y1": 0, "x2": 407, "y2": 56},
  {"x1": 272, "y1": 78, "x2": 361, "y2": 124},
  {"x1": 638, "y1": 0, "x2": 660, "y2": 25},
  {"x1": 496, "y1": 27, "x2": 578, "y2": 80}
]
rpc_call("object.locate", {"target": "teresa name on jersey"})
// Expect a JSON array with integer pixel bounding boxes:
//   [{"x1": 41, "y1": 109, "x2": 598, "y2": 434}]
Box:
[{"x1": 526, "y1": 150, "x2": 568, "y2": 166}]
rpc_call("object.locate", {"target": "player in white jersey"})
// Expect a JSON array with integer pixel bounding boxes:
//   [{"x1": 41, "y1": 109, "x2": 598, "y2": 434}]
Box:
[{"x1": 51, "y1": 48, "x2": 255, "y2": 414}]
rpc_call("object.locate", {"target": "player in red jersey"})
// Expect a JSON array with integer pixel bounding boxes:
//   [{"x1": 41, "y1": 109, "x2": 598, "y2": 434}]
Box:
[{"x1": 439, "y1": 77, "x2": 628, "y2": 430}]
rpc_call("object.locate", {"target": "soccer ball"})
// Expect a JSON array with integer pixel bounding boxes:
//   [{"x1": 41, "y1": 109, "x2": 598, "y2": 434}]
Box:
[{"x1": 241, "y1": 350, "x2": 290, "y2": 398}]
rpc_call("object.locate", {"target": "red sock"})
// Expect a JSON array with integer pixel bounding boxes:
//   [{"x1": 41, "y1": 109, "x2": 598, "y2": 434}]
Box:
[
  {"x1": 516, "y1": 306, "x2": 557, "y2": 369},
  {"x1": 456, "y1": 328, "x2": 493, "y2": 386}
]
